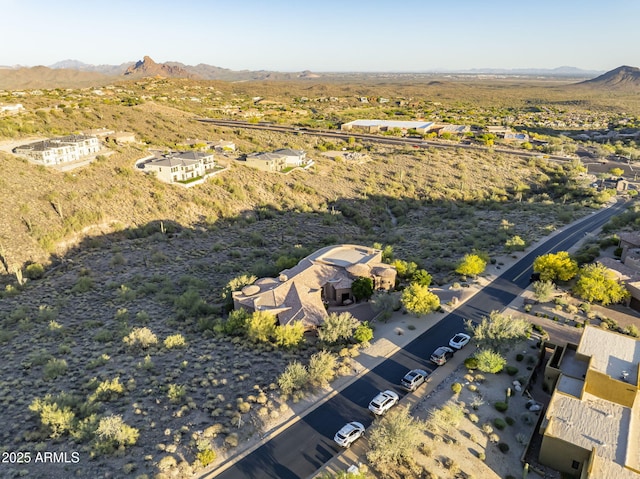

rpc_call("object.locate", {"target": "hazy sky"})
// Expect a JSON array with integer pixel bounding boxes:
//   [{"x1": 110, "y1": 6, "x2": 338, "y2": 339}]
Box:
[{"x1": 3, "y1": 0, "x2": 639, "y2": 72}]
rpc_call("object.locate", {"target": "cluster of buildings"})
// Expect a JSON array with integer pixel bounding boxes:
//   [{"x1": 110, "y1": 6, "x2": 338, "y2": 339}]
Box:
[
  {"x1": 232, "y1": 244, "x2": 396, "y2": 329},
  {"x1": 0, "y1": 103, "x2": 25, "y2": 115},
  {"x1": 137, "y1": 151, "x2": 219, "y2": 185},
  {"x1": 540, "y1": 325, "x2": 640, "y2": 478},
  {"x1": 13, "y1": 135, "x2": 102, "y2": 165}
]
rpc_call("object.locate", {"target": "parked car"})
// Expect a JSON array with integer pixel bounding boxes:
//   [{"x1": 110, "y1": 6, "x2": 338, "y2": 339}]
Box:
[
  {"x1": 400, "y1": 369, "x2": 428, "y2": 391},
  {"x1": 449, "y1": 333, "x2": 471, "y2": 350},
  {"x1": 430, "y1": 346, "x2": 454, "y2": 366},
  {"x1": 334, "y1": 421, "x2": 365, "y2": 448},
  {"x1": 368, "y1": 390, "x2": 400, "y2": 415}
]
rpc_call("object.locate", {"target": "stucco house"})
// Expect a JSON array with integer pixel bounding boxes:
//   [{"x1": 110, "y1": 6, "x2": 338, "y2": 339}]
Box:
[
  {"x1": 340, "y1": 119, "x2": 434, "y2": 135},
  {"x1": 272, "y1": 148, "x2": 306, "y2": 167},
  {"x1": 13, "y1": 135, "x2": 100, "y2": 165},
  {"x1": 0, "y1": 103, "x2": 25, "y2": 114},
  {"x1": 539, "y1": 326, "x2": 640, "y2": 478},
  {"x1": 232, "y1": 244, "x2": 397, "y2": 329},
  {"x1": 241, "y1": 151, "x2": 287, "y2": 172},
  {"x1": 141, "y1": 151, "x2": 215, "y2": 184}
]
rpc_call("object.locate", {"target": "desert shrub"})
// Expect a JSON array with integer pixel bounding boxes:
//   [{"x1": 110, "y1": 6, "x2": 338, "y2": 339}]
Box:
[
  {"x1": 318, "y1": 312, "x2": 360, "y2": 344},
  {"x1": 478, "y1": 452, "x2": 486, "y2": 461},
  {"x1": 167, "y1": 384, "x2": 186, "y2": 404},
  {"x1": 367, "y1": 405, "x2": 423, "y2": 470},
  {"x1": 72, "y1": 276, "x2": 94, "y2": 293},
  {"x1": 428, "y1": 403, "x2": 465, "y2": 433},
  {"x1": 25, "y1": 263, "x2": 45, "y2": 280},
  {"x1": 475, "y1": 349, "x2": 506, "y2": 374},
  {"x1": 94, "y1": 415, "x2": 139, "y2": 454},
  {"x1": 29, "y1": 397, "x2": 75, "y2": 438},
  {"x1": 224, "y1": 308, "x2": 250, "y2": 336},
  {"x1": 273, "y1": 321, "x2": 305, "y2": 349},
  {"x1": 246, "y1": 311, "x2": 277, "y2": 343},
  {"x1": 468, "y1": 413, "x2": 479, "y2": 423},
  {"x1": 164, "y1": 334, "x2": 187, "y2": 349},
  {"x1": 224, "y1": 433, "x2": 239, "y2": 448},
  {"x1": 464, "y1": 357, "x2": 478, "y2": 370},
  {"x1": 123, "y1": 327, "x2": 158, "y2": 350},
  {"x1": 91, "y1": 377, "x2": 125, "y2": 402},
  {"x1": 43, "y1": 358, "x2": 68, "y2": 380},
  {"x1": 87, "y1": 354, "x2": 110, "y2": 371},
  {"x1": 505, "y1": 416, "x2": 515, "y2": 426},
  {"x1": 516, "y1": 353, "x2": 524, "y2": 362},
  {"x1": 493, "y1": 418, "x2": 506, "y2": 430},
  {"x1": 353, "y1": 321, "x2": 374, "y2": 344},
  {"x1": 197, "y1": 449, "x2": 216, "y2": 467},
  {"x1": 278, "y1": 361, "x2": 307, "y2": 395},
  {"x1": 451, "y1": 382, "x2": 462, "y2": 394},
  {"x1": 498, "y1": 442, "x2": 510, "y2": 453},
  {"x1": 494, "y1": 401, "x2": 508, "y2": 412},
  {"x1": 506, "y1": 366, "x2": 519, "y2": 376},
  {"x1": 308, "y1": 351, "x2": 337, "y2": 387}
]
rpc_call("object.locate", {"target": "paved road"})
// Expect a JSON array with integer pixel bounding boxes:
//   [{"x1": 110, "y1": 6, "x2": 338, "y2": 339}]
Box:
[
  {"x1": 206, "y1": 201, "x2": 626, "y2": 479},
  {"x1": 197, "y1": 118, "x2": 574, "y2": 163}
]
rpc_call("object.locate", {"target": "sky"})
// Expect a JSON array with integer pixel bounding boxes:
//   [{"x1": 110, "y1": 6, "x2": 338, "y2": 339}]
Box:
[{"x1": 2, "y1": 0, "x2": 639, "y2": 72}]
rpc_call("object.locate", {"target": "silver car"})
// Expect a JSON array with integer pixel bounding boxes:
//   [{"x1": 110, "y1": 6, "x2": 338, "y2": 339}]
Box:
[
  {"x1": 400, "y1": 369, "x2": 428, "y2": 391},
  {"x1": 368, "y1": 390, "x2": 400, "y2": 415},
  {"x1": 334, "y1": 421, "x2": 365, "y2": 448}
]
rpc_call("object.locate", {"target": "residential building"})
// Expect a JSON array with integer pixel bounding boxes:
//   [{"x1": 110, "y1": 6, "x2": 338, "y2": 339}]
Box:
[
  {"x1": 233, "y1": 244, "x2": 397, "y2": 329},
  {"x1": 13, "y1": 135, "x2": 100, "y2": 165},
  {"x1": 539, "y1": 326, "x2": 640, "y2": 478},
  {"x1": 599, "y1": 232, "x2": 640, "y2": 310},
  {"x1": 433, "y1": 124, "x2": 471, "y2": 135},
  {"x1": 503, "y1": 132, "x2": 530, "y2": 142},
  {"x1": 106, "y1": 132, "x2": 136, "y2": 145},
  {"x1": 212, "y1": 140, "x2": 236, "y2": 152},
  {"x1": 340, "y1": 119, "x2": 435, "y2": 135},
  {"x1": 242, "y1": 151, "x2": 287, "y2": 172},
  {"x1": 0, "y1": 103, "x2": 25, "y2": 114},
  {"x1": 272, "y1": 148, "x2": 306, "y2": 167},
  {"x1": 141, "y1": 151, "x2": 215, "y2": 184}
]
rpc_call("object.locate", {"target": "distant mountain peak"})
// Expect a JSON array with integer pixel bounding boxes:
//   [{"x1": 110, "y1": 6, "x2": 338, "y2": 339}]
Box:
[
  {"x1": 124, "y1": 55, "x2": 196, "y2": 79},
  {"x1": 578, "y1": 65, "x2": 640, "y2": 89}
]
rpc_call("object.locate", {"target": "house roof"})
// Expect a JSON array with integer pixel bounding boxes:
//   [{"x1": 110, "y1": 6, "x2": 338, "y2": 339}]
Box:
[
  {"x1": 146, "y1": 156, "x2": 200, "y2": 168},
  {"x1": 619, "y1": 232, "x2": 640, "y2": 247},
  {"x1": 273, "y1": 148, "x2": 305, "y2": 157},
  {"x1": 246, "y1": 152, "x2": 286, "y2": 162}
]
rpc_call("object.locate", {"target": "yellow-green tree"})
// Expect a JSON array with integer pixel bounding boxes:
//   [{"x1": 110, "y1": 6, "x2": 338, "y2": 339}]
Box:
[
  {"x1": 273, "y1": 321, "x2": 305, "y2": 349},
  {"x1": 246, "y1": 311, "x2": 277, "y2": 343},
  {"x1": 533, "y1": 251, "x2": 578, "y2": 282},
  {"x1": 609, "y1": 167, "x2": 624, "y2": 177},
  {"x1": 455, "y1": 253, "x2": 487, "y2": 278},
  {"x1": 401, "y1": 283, "x2": 440, "y2": 315},
  {"x1": 573, "y1": 263, "x2": 629, "y2": 305}
]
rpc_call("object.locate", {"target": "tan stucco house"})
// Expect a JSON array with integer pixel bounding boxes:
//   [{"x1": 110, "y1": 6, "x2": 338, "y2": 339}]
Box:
[
  {"x1": 141, "y1": 151, "x2": 215, "y2": 184},
  {"x1": 539, "y1": 326, "x2": 640, "y2": 478},
  {"x1": 232, "y1": 244, "x2": 396, "y2": 329}
]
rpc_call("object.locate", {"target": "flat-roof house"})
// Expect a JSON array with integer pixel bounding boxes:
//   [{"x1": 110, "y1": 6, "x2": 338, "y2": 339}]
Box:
[
  {"x1": 340, "y1": 119, "x2": 435, "y2": 135},
  {"x1": 233, "y1": 244, "x2": 397, "y2": 329},
  {"x1": 13, "y1": 135, "x2": 100, "y2": 165},
  {"x1": 539, "y1": 326, "x2": 640, "y2": 478},
  {"x1": 212, "y1": 140, "x2": 236, "y2": 152},
  {"x1": 503, "y1": 132, "x2": 530, "y2": 142},
  {"x1": 141, "y1": 151, "x2": 214, "y2": 184},
  {"x1": 433, "y1": 124, "x2": 471, "y2": 135}
]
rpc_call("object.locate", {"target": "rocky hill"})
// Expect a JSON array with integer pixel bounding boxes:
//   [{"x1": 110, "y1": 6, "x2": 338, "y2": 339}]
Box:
[
  {"x1": 124, "y1": 56, "x2": 197, "y2": 79},
  {"x1": 577, "y1": 65, "x2": 640, "y2": 89}
]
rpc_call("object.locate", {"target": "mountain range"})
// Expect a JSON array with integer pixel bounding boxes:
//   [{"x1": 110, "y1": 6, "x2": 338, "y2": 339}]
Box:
[{"x1": 0, "y1": 56, "x2": 639, "y2": 90}]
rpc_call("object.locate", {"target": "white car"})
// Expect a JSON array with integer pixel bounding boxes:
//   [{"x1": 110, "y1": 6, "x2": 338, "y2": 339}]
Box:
[
  {"x1": 334, "y1": 421, "x2": 365, "y2": 448},
  {"x1": 449, "y1": 333, "x2": 471, "y2": 350},
  {"x1": 368, "y1": 390, "x2": 400, "y2": 415}
]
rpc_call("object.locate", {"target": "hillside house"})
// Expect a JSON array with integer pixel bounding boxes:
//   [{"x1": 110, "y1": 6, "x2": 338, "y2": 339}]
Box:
[
  {"x1": 141, "y1": 151, "x2": 215, "y2": 184},
  {"x1": 232, "y1": 244, "x2": 397, "y2": 329},
  {"x1": 0, "y1": 103, "x2": 25, "y2": 114},
  {"x1": 241, "y1": 151, "x2": 287, "y2": 172},
  {"x1": 13, "y1": 135, "x2": 100, "y2": 165},
  {"x1": 539, "y1": 326, "x2": 640, "y2": 478},
  {"x1": 212, "y1": 140, "x2": 236, "y2": 152},
  {"x1": 107, "y1": 132, "x2": 136, "y2": 145},
  {"x1": 272, "y1": 148, "x2": 306, "y2": 167},
  {"x1": 503, "y1": 132, "x2": 530, "y2": 142}
]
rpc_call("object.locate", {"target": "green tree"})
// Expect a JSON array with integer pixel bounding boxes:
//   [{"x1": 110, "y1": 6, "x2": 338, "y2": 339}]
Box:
[
  {"x1": 273, "y1": 321, "x2": 305, "y2": 349},
  {"x1": 532, "y1": 280, "x2": 555, "y2": 302},
  {"x1": 367, "y1": 405, "x2": 423, "y2": 471},
  {"x1": 465, "y1": 311, "x2": 531, "y2": 351},
  {"x1": 224, "y1": 308, "x2": 250, "y2": 336},
  {"x1": 455, "y1": 253, "x2": 487, "y2": 278},
  {"x1": 573, "y1": 263, "x2": 629, "y2": 305},
  {"x1": 533, "y1": 251, "x2": 578, "y2": 282},
  {"x1": 318, "y1": 312, "x2": 360, "y2": 344},
  {"x1": 411, "y1": 269, "x2": 432, "y2": 287},
  {"x1": 371, "y1": 291, "x2": 400, "y2": 321},
  {"x1": 278, "y1": 361, "x2": 308, "y2": 395},
  {"x1": 401, "y1": 283, "x2": 440, "y2": 315},
  {"x1": 246, "y1": 311, "x2": 277, "y2": 343},
  {"x1": 609, "y1": 167, "x2": 624, "y2": 177},
  {"x1": 353, "y1": 321, "x2": 374, "y2": 344},
  {"x1": 392, "y1": 259, "x2": 418, "y2": 280},
  {"x1": 308, "y1": 351, "x2": 337, "y2": 387},
  {"x1": 474, "y1": 349, "x2": 507, "y2": 374},
  {"x1": 351, "y1": 277, "x2": 374, "y2": 301}
]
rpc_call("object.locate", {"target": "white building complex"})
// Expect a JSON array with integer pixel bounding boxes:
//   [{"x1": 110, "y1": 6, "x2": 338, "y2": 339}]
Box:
[
  {"x1": 340, "y1": 119, "x2": 435, "y2": 134},
  {"x1": 13, "y1": 135, "x2": 101, "y2": 165},
  {"x1": 140, "y1": 151, "x2": 217, "y2": 184}
]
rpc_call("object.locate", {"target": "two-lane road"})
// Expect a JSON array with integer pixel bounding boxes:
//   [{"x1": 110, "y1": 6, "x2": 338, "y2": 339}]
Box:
[{"x1": 206, "y1": 201, "x2": 626, "y2": 479}]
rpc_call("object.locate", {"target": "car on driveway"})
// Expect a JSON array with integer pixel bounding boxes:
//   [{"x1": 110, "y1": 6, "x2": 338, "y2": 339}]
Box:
[
  {"x1": 334, "y1": 421, "x2": 365, "y2": 448},
  {"x1": 430, "y1": 346, "x2": 454, "y2": 366},
  {"x1": 449, "y1": 333, "x2": 471, "y2": 350},
  {"x1": 368, "y1": 390, "x2": 400, "y2": 415},
  {"x1": 400, "y1": 368, "x2": 428, "y2": 391}
]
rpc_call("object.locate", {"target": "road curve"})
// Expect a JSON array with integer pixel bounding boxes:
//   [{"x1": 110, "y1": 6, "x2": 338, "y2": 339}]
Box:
[{"x1": 203, "y1": 201, "x2": 625, "y2": 479}]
